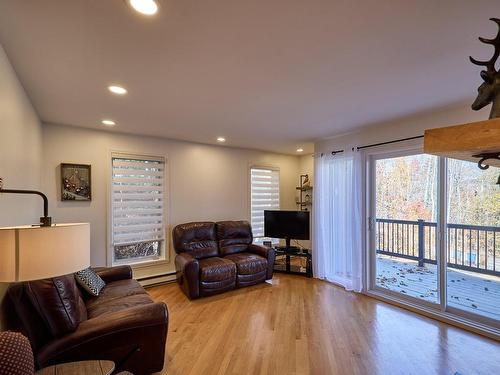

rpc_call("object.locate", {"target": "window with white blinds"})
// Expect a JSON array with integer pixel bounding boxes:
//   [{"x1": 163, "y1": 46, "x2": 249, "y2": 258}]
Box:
[
  {"x1": 250, "y1": 167, "x2": 280, "y2": 240},
  {"x1": 111, "y1": 155, "x2": 166, "y2": 264}
]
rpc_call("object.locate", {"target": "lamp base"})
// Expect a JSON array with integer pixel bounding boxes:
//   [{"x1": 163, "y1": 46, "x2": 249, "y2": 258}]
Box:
[{"x1": 40, "y1": 217, "x2": 52, "y2": 227}]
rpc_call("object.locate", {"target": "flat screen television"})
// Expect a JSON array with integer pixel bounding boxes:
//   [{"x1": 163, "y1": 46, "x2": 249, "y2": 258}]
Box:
[{"x1": 264, "y1": 210, "x2": 310, "y2": 249}]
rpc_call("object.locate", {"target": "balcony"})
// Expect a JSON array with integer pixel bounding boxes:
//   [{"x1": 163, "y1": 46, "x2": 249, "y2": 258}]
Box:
[{"x1": 375, "y1": 218, "x2": 500, "y2": 320}]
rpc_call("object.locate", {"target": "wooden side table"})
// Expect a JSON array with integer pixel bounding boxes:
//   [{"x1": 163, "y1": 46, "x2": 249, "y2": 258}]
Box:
[{"x1": 36, "y1": 360, "x2": 115, "y2": 375}]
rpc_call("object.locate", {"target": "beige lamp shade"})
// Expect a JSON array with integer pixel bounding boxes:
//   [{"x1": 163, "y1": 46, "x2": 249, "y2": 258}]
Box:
[{"x1": 0, "y1": 223, "x2": 90, "y2": 282}]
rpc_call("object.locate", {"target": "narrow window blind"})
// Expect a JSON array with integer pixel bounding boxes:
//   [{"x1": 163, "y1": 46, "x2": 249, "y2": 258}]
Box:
[
  {"x1": 250, "y1": 167, "x2": 280, "y2": 239},
  {"x1": 111, "y1": 156, "x2": 165, "y2": 263}
]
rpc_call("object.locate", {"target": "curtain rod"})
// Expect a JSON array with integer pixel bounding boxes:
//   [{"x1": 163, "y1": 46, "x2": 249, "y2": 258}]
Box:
[
  {"x1": 314, "y1": 134, "x2": 424, "y2": 157},
  {"x1": 354, "y1": 135, "x2": 424, "y2": 151},
  {"x1": 316, "y1": 149, "x2": 344, "y2": 157}
]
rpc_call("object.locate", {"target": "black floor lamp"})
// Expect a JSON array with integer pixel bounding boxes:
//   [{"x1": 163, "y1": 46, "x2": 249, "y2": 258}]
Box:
[
  {"x1": 0, "y1": 178, "x2": 90, "y2": 282},
  {"x1": 0, "y1": 178, "x2": 52, "y2": 226}
]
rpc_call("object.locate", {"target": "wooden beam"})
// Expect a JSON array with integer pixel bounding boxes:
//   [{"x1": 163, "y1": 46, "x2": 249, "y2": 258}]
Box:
[{"x1": 424, "y1": 118, "x2": 500, "y2": 167}]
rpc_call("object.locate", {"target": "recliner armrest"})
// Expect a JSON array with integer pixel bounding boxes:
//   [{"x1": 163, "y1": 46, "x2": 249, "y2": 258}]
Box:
[
  {"x1": 248, "y1": 243, "x2": 271, "y2": 258},
  {"x1": 37, "y1": 302, "x2": 168, "y2": 369},
  {"x1": 175, "y1": 253, "x2": 200, "y2": 299},
  {"x1": 93, "y1": 265, "x2": 132, "y2": 283},
  {"x1": 248, "y1": 244, "x2": 275, "y2": 279}
]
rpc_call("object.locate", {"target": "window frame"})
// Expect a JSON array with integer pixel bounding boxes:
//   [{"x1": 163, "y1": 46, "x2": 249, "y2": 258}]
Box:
[
  {"x1": 249, "y1": 164, "x2": 281, "y2": 244},
  {"x1": 367, "y1": 146, "x2": 442, "y2": 310},
  {"x1": 108, "y1": 151, "x2": 169, "y2": 267}
]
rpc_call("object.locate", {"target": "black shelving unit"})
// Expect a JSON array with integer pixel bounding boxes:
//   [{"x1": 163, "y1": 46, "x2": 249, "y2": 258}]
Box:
[{"x1": 296, "y1": 174, "x2": 312, "y2": 211}]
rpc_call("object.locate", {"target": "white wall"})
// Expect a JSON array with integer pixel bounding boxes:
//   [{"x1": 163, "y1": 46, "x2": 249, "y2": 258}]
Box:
[
  {"x1": 42, "y1": 123, "x2": 301, "y2": 276},
  {"x1": 0, "y1": 45, "x2": 42, "y2": 329},
  {"x1": 0, "y1": 45, "x2": 42, "y2": 225},
  {"x1": 299, "y1": 154, "x2": 314, "y2": 180}
]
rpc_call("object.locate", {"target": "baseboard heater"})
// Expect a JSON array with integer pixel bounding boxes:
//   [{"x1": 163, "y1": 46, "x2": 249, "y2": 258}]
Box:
[{"x1": 137, "y1": 271, "x2": 176, "y2": 287}]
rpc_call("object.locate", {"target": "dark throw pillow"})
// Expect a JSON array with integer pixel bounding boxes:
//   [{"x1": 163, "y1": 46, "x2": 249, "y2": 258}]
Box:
[{"x1": 75, "y1": 267, "x2": 106, "y2": 297}]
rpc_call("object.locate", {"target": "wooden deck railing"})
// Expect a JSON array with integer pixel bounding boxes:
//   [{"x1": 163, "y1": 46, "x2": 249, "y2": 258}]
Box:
[{"x1": 376, "y1": 218, "x2": 500, "y2": 277}]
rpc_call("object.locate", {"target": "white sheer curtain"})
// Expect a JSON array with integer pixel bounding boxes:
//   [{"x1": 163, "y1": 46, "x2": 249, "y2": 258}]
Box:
[{"x1": 313, "y1": 150, "x2": 363, "y2": 292}]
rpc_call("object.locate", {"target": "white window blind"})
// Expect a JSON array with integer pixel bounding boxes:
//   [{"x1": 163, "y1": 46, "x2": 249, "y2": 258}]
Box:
[
  {"x1": 111, "y1": 155, "x2": 166, "y2": 263},
  {"x1": 250, "y1": 167, "x2": 280, "y2": 239}
]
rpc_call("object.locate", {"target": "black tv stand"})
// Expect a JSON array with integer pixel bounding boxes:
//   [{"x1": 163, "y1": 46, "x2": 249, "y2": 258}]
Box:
[
  {"x1": 276, "y1": 245, "x2": 300, "y2": 253},
  {"x1": 273, "y1": 247, "x2": 312, "y2": 277}
]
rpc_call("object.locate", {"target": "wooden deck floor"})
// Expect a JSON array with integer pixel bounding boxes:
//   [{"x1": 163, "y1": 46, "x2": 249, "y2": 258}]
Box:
[{"x1": 376, "y1": 255, "x2": 500, "y2": 320}]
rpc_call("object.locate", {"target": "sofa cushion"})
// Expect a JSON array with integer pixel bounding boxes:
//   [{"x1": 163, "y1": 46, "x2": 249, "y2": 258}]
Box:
[
  {"x1": 236, "y1": 271, "x2": 267, "y2": 288},
  {"x1": 199, "y1": 278, "x2": 236, "y2": 297},
  {"x1": 86, "y1": 279, "x2": 147, "y2": 303},
  {"x1": 86, "y1": 294, "x2": 154, "y2": 319},
  {"x1": 85, "y1": 279, "x2": 151, "y2": 318},
  {"x1": 198, "y1": 257, "x2": 236, "y2": 282},
  {"x1": 224, "y1": 252, "x2": 267, "y2": 275},
  {"x1": 216, "y1": 221, "x2": 253, "y2": 256},
  {"x1": 173, "y1": 222, "x2": 219, "y2": 259},
  {"x1": 27, "y1": 275, "x2": 87, "y2": 338}
]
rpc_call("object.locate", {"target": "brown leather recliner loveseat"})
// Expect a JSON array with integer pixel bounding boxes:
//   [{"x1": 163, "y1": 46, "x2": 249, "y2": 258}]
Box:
[
  {"x1": 173, "y1": 220, "x2": 275, "y2": 299},
  {"x1": 5, "y1": 265, "x2": 168, "y2": 375}
]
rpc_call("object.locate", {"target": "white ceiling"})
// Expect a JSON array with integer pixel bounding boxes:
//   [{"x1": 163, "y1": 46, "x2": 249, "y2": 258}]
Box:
[{"x1": 0, "y1": 1, "x2": 498, "y2": 154}]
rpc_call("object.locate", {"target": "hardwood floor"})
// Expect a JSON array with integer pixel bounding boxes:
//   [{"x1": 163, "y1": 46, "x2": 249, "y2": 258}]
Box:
[{"x1": 147, "y1": 274, "x2": 500, "y2": 375}]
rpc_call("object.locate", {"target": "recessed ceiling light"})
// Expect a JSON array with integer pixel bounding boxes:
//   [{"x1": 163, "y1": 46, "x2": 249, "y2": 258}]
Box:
[
  {"x1": 128, "y1": 0, "x2": 159, "y2": 16},
  {"x1": 217, "y1": 137, "x2": 226, "y2": 143},
  {"x1": 108, "y1": 85, "x2": 127, "y2": 95},
  {"x1": 296, "y1": 148, "x2": 304, "y2": 152},
  {"x1": 102, "y1": 119, "x2": 116, "y2": 126}
]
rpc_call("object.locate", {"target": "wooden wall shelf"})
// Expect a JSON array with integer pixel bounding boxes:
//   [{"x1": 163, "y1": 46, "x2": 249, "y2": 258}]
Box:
[{"x1": 424, "y1": 118, "x2": 500, "y2": 168}]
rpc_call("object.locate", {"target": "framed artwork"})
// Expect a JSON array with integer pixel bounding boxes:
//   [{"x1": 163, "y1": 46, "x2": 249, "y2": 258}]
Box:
[{"x1": 61, "y1": 163, "x2": 92, "y2": 201}]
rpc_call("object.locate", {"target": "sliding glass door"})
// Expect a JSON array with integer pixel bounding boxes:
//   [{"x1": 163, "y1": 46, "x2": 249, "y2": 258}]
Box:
[
  {"x1": 446, "y1": 159, "x2": 500, "y2": 323},
  {"x1": 372, "y1": 151, "x2": 439, "y2": 305},
  {"x1": 369, "y1": 147, "x2": 500, "y2": 331}
]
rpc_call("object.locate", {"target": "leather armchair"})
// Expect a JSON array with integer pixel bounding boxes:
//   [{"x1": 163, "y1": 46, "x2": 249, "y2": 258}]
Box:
[
  {"x1": 5, "y1": 265, "x2": 168, "y2": 375},
  {"x1": 37, "y1": 302, "x2": 167, "y2": 372}
]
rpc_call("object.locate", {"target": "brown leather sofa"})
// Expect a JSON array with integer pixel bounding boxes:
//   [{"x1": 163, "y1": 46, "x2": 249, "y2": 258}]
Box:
[
  {"x1": 173, "y1": 220, "x2": 275, "y2": 299},
  {"x1": 5, "y1": 265, "x2": 168, "y2": 375}
]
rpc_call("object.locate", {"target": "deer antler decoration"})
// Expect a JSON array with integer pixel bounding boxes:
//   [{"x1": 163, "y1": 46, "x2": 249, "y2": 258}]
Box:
[{"x1": 470, "y1": 18, "x2": 500, "y2": 119}]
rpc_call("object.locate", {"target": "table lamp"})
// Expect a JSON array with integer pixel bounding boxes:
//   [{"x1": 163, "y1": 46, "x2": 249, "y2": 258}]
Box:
[{"x1": 0, "y1": 182, "x2": 90, "y2": 281}]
